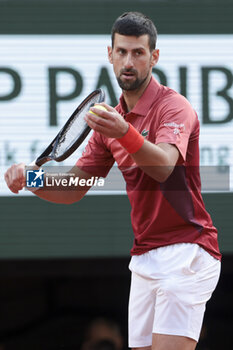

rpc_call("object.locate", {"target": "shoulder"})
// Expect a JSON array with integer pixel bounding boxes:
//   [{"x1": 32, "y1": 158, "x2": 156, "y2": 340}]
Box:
[
  {"x1": 158, "y1": 87, "x2": 197, "y2": 118},
  {"x1": 161, "y1": 86, "x2": 190, "y2": 107}
]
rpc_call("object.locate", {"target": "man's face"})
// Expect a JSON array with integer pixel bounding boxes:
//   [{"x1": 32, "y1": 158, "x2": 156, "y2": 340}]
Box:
[{"x1": 108, "y1": 33, "x2": 159, "y2": 91}]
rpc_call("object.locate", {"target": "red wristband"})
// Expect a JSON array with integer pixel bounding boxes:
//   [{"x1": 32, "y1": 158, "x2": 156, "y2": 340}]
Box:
[{"x1": 117, "y1": 123, "x2": 144, "y2": 154}]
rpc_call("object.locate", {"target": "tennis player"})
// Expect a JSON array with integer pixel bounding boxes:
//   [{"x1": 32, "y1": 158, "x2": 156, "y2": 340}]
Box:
[{"x1": 5, "y1": 12, "x2": 221, "y2": 350}]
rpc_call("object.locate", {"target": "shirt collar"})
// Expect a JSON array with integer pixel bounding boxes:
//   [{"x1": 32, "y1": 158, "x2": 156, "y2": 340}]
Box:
[{"x1": 119, "y1": 77, "x2": 161, "y2": 117}]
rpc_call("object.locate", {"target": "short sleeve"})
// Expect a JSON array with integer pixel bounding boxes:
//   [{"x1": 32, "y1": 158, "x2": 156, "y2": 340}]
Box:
[
  {"x1": 155, "y1": 93, "x2": 198, "y2": 162},
  {"x1": 76, "y1": 131, "x2": 115, "y2": 177}
]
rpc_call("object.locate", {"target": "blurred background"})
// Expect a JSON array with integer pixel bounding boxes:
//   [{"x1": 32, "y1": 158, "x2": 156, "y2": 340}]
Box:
[{"x1": 0, "y1": 0, "x2": 233, "y2": 349}]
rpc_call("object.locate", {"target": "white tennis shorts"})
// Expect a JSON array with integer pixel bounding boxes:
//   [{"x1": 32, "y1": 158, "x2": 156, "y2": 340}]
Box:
[{"x1": 128, "y1": 243, "x2": 221, "y2": 347}]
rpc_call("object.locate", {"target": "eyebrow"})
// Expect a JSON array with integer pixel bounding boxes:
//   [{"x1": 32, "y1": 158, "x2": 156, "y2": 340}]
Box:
[{"x1": 116, "y1": 46, "x2": 146, "y2": 51}]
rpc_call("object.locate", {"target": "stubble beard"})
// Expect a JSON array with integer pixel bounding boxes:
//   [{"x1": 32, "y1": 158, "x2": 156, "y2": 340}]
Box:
[{"x1": 116, "y1": 70, "x2": 150, "y2": 91}]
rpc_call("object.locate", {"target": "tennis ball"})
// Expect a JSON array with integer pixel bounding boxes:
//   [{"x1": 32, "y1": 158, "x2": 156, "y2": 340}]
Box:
[{"x1": 89, "y1": 104, "x2": 107, "y2": 117}]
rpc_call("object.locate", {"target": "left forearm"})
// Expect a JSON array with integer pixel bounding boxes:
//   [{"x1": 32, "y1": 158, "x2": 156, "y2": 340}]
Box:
[{"x1": 130, "y1": 141, "x2": 179, "y2": 183}]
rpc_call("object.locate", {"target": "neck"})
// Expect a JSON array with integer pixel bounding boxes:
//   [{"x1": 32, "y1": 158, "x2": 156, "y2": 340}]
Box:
[{"x1": 123, "y1": 75, "x2": 151, "y2": 112}]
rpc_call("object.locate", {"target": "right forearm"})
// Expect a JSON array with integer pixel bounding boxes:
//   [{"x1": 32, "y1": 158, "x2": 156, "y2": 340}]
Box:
[
  {"x1": 33, "y1": 188, "x2": 85, "y2": 204},
  {"x1": 31, "y1": 171, "x2": 90, "y2": 204},
  {"x1": 5, "y1": 163, "x2": 93, "y2": 202}
]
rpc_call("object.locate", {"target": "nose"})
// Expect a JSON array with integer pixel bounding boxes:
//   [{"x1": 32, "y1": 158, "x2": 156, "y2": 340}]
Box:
[{"x1": 124, "y1": 53, "x2": 133, "y2": 69}]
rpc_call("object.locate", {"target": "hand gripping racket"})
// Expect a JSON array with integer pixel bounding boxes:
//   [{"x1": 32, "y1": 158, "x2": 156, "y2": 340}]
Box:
[{"x1": 31, "y1": 89, "x2": 105, "y2": 167}]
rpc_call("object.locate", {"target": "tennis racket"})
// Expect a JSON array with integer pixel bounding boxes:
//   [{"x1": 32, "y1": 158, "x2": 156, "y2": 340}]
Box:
[{"x1": 31, "y1": 89, "x2": 105, "y2": 167}]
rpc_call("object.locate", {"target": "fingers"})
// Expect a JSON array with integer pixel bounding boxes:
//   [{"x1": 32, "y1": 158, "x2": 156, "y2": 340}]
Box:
[
  {"x1": 85, "y1": 114, "x2": 111, "y2": 136},
  {"x1": 87, "y1": 102, "x2": 122, "y2": 126},
  {"x1": 86, "y1": 104, "x2": 115, "y2": 131},
  {"x1": 86, "y1": 110, "x2": 111, "y2": 127},
  {"x1": 88, "y1": 106, "x2": 115, "y2": 122},
  {"x1": 4, "y1": 163, "x2": 26, "y2": 194},
  {"x1": 98, "y1": 102, "x2": 117, "y2": 113},
  {"x1": 86, "y1": 102, "x2": 128, "y2": 138},
  {"x1": 89, "y1": 102, "x2": 124, "y2": 120}
]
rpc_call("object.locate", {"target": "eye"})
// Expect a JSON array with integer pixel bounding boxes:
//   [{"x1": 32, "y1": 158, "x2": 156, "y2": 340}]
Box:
[
  {"x1": 118, "y1": 48, "x2": 126, "y2": 55},
  {"x1": 135, "y1": 50, "x2": 143, "y2": 56}
]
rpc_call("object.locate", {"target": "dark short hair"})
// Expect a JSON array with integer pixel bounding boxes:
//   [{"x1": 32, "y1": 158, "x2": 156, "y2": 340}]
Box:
[{"x1": 111, "y1": 12, "x2": 157, "y2": 51}]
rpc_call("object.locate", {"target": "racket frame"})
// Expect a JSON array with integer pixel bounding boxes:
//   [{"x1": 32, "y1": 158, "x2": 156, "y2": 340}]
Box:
[{"x1": 35, "y1": 88, "x2": 105, "y2": 167}]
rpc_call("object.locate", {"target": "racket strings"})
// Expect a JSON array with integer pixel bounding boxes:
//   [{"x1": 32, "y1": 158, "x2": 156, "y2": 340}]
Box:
[{"x1": 54, "y1": 93, "x2": 102, "y2": 158}]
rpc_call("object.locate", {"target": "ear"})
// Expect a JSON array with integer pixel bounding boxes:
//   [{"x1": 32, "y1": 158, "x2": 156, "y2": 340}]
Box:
[
  {"x1": 108, "y1": 46, "x2": 113, "y2": 64},
  {"x1": 150, "y1": 49, "x2": 159, "y2": 68}
]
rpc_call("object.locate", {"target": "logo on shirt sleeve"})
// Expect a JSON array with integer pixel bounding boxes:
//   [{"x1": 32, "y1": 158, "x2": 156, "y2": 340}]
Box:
[{"x1": 163, "y1": 122, "x2": 185, "y2": 135}]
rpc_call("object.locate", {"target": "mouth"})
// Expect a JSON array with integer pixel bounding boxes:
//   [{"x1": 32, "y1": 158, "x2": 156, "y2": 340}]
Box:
[{"x1": 121, "y1": 71, "x2": 136, "y2": 80}]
